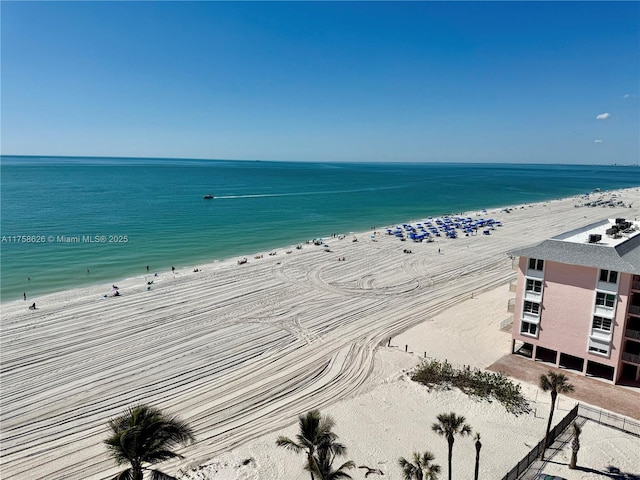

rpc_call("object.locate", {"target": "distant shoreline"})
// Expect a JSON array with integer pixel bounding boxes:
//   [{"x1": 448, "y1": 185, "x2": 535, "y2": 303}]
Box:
[
  {"x1": 4, "y1": 186, "x2": 637, "y2": 307},
  {"x1": 3, "y1": 158, "x2": 639, "y2": 301}
]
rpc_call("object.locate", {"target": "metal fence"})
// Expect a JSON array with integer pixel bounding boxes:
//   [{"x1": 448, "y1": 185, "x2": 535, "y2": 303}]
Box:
[
  {"x1": 577, "y1": 403, "x2": 640, "y2": 437},
  {"x1": 500, "y1": 403, "x2": 639, "y2": 480},
  {"x1": 499, "y1": 404, "x2": 578, "y2": 480}
]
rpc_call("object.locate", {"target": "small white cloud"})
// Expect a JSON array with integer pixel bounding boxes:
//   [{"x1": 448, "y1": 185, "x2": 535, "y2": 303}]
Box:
[
  {"x1": 594, "y1": 139, "x2": 603, "y2": 143},
  {"x1": 596, "y1": 113, "x2": 610, "y2": 120},
  {"x1": 624, "y1": 94, "x2": 630, "y2": 98}
]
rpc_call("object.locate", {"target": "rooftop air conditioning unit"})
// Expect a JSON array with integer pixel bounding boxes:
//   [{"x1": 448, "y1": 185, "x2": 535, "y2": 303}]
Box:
[
  {"x1": 588, "y1": 234, "x2": 602, "y2": 244},
  {"x1": 615, "y1": 218, "x2": 626, "y2": 224}
]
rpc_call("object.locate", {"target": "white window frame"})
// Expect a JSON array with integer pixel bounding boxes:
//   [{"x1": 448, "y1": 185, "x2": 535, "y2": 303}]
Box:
[
  {"x1": 526, "y1": 278, "x2": 543, "y2": 293},
  {"x1": 595, "y1": 291, "x2": 617, "y2": 311},
  {"x1": 528, "y1": 258, "x2": 544, "y2": 271},
  {"x1": 526, "y1": 258, "x2": 544, "y2": 279},
  {"x1": 599, "y1": 269, "x2": 618, "y2": 284},
  {"x1": 523, "y1": 300, "x2": 540, "y2": 315},
  {"x1": 597, "y1": 269, "x2": 619, "y2": 293},
  {"x1": 592, "y1": 315, "x2": 612, "y2": 333},
  {"x1": 588, "y1": 338, "x2": 611, "y2": 357},
  {"x1": 520, "y1": 320, "x2": 538, "y2": 337}
]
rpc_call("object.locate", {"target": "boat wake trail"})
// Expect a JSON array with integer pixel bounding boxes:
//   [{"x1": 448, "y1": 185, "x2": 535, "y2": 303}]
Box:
[{"x1": 215, "y1": 186, "x2": 403, "y2": 200}]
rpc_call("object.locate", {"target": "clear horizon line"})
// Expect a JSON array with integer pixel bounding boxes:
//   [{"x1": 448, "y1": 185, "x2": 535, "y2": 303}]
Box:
[{"x1": 2, "y1": 154, "x2": 639, "y2": 167}]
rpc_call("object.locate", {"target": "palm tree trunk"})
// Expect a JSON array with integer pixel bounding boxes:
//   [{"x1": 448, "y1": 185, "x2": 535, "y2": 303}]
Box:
[
  {"x1": 474, "y1": 442, "x2": 481, "y2": 480},
  {"x1": 447, "y1": 438, "x2": 453, "y2": 480},
  {"x1": 132, "y1": 463, "x2": 144, "y2": 480},
  {"x1": 541, "y1": 391, "x2": 557, "y2": 459},
  {"x1": 307, "y1": 453, "x2": 315, "y2": 480}
]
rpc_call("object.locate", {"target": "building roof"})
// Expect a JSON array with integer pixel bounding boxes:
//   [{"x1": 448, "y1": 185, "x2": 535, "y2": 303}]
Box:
[{"x1": 510, "y1": 218, "x2": 640, "y2": 275}]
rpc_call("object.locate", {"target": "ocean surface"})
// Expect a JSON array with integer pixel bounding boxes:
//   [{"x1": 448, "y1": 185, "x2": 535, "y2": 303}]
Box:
[{"x1": 1, "y1": 156, "x2": 639, "y2": 301}]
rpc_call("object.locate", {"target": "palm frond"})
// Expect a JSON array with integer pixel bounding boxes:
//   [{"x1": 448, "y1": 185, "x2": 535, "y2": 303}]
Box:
[
  {"x1": 110, "y1": 468, "x2": 133, "y2": 480},
  {"x1": 149, "y1": 468, "x2": 178, "y2": 480},
  {"x1": 276, "y1": 436, "x2": 303, "y2": 452}
]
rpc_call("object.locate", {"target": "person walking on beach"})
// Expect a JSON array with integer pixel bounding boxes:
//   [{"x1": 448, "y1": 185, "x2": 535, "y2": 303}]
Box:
[
  {"x1": 171, "y1": 266, "x2": 175, "y2": 273},
  {"x1": 23, "y1": 292, "x2": 26, "y2": 301}
]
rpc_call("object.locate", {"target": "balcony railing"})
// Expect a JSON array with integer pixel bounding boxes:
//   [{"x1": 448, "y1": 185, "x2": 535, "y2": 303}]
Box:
[
  {"x1": 625, "y1": 329, "x2": 640, "y2": 340},
  {"x1": 632, "y1": 281, "x2": 640, "y2": 291},
  {"x1": 629, "y1": 305, "x2": 640, "y2": 316},
  {"x1": 622, "y1": 352, "x2": 640, "y2": 365},
  {"x1": 507, "y1": 298, "x2": 516, "y2": 313}
]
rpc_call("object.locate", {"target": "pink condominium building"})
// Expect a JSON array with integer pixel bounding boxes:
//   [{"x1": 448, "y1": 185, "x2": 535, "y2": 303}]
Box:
[{"x1": 510, "y1": 218, "x2": 640, "y2": 384}]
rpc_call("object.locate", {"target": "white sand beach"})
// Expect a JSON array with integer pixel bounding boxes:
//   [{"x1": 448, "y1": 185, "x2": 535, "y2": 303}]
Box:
[{"x1": 1, "y1": 188, "x2": 639, "y2": 480}]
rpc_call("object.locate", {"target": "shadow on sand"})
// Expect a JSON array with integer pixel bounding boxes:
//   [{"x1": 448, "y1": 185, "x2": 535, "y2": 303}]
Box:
[{"x1": 543, "y1": 461, "x2": 640, "y2": 479}]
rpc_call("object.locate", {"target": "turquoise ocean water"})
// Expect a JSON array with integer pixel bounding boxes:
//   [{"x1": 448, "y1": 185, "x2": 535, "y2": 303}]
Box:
[{"x1": 1, "y1": 156, "x2": 639, "y2": 302}]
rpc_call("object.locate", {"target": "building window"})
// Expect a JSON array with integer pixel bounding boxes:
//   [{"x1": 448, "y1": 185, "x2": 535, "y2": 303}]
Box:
[
  {"x1": 599, "y1": 270, "x2": 618, "y2": 284},
  {"x1": 592, "y1": 316, "x2": 612, "y2": 332},
  {"x1": 525, "y1": 278, "x2": 543, "y2": 293},
  {"x1": 528, "y1": 258, "x2": 544, "y2": 271},
  {"x1": 595, "y1": 292, "x2": 615, "y2": 308},
  {"x1": 523, "y1": 300, "x2": 540, "y2": 315},
  {"x1": 520, "y1": 321, "x2": 538, "y2": 336},
  {"x1": 588, "y1": 338, "x2": 610, "y2": 356},
  {"x1": 588, "y1": 344, "x2": 609, "y2": 355}
]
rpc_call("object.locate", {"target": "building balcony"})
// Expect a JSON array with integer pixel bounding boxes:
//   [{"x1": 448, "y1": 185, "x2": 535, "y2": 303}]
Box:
[
  {"x1": 625, "y1": 328, "x2": 640, "y2": 341},
  {"x1": 622, "y1": 352, "x2": 640, "y2": 365},
  {"x1": 632, "y1": 280, "x2": 640, "y2": 292},
  {"x1": 629, "y1": 305, "x2": 640, "y2": 317}
]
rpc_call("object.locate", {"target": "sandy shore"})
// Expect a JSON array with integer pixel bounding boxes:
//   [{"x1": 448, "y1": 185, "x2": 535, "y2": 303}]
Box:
[{"x1": 1, "y1": 188, "x2": 639, "y2": 480}]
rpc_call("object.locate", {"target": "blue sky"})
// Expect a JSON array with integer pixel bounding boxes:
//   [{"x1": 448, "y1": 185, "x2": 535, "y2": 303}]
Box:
[{"x1": 1, "y1": 1, "x2": 638, "y2": 163}]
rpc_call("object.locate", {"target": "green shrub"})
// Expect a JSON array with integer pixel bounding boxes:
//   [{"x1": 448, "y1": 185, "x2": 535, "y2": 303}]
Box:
[{"x1": 411, "y1": 359, "x2": 531, "y2": 416}]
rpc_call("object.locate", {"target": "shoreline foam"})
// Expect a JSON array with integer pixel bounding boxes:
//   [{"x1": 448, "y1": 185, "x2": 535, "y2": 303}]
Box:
[{"x1": 4, "y1": 187, "x2": 637, "y2": 309}]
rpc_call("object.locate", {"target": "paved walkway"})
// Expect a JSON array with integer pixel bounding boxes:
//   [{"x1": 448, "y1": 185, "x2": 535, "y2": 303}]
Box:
[
  {"x1": 487, "y1": 354, "x2": 640, "y2": 420},
  {"x1": 517, "y1": 415, "x2": 588, "y2": 480}
]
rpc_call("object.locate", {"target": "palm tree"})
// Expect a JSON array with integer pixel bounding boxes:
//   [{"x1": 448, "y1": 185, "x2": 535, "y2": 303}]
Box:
[
  {"x1": 473, "y1": 433, "x2": 482, "y2": 480},
  {"x1": 568, "y1": 422, "x2": 582, "y2": 469},
  {"x1": 276, "y1": 410, "x2": 345, "y2": 480},
  {"x1": 311, "y1": 445, "x2": 355, "y2": 480},
  {"x1": 104, "y1": 404, "x2": 195, "y2": 480},
  {"x1": 398, "y1": 451, "x2": 441, "y2": 480},
  {"x1": 539, "y1": 371, "x2": 574, "y2": 459},
  {"x1": 431, "y1": 412, "x2": 472, "y2": 480}
]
